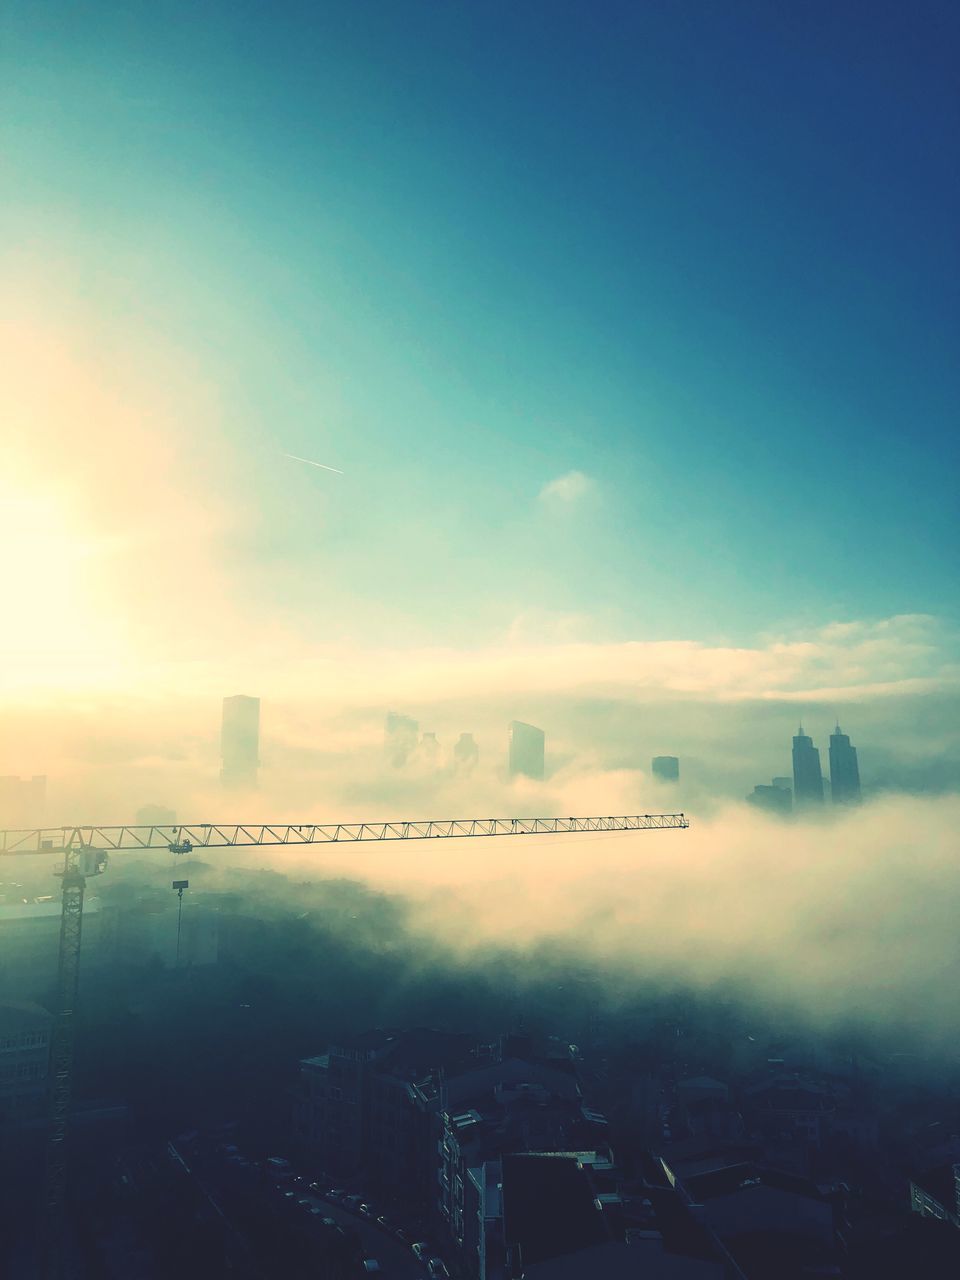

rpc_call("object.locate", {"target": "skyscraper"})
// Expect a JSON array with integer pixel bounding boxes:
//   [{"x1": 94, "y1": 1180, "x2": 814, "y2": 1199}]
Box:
[
  {"x1": 385, "y1": 712, "x2": 419, "y2": 767},
  {"x1": 221, "y1": 695, "x2": 260, "y2": 789},
  {"x1": 792, "y1": 725, "x2": 824, "y2": 807},
  {"x1": 652, "y1": 756, "x2": 680, "y2": 783},
  {"x1": 829, "y1": 724, "x2": 861, "y2": 804},
  {"x1": 746, "y1": 783, "x2": 792, "y2": 816},
  {"x1": 453, "y1": 732, "x2": 479, "y2": 772},
  {"x1": 508, "y1": 721, "x2": 545, "y2": 781}
]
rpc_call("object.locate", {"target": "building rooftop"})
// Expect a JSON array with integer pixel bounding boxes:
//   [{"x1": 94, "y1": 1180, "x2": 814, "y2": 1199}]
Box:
[
  {"x1": 524, "y1": 1238, "x2": 724, "y2": 1279},
  {"x1": 502, "y1": 1152, "x2": 607, "y2": 1267}
]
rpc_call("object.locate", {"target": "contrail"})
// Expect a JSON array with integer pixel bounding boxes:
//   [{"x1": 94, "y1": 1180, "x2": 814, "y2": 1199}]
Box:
[{"x1": 283, "y1": 452, "x2": 344, "y2": 475}]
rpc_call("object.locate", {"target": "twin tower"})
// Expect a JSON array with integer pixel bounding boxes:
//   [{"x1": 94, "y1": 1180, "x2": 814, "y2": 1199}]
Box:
[{"x1": 792, "y1": 724, "x2": 861, "y2": 807}]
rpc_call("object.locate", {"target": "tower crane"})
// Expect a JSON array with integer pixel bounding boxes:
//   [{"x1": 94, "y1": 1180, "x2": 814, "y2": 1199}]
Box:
[{"x1": 1, "y1": 809, "x2": 687, "y2": 1277}]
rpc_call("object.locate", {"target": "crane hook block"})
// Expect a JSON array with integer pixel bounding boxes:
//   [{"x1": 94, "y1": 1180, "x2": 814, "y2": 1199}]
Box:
[{"x1": 169, "y1": 840, "x2": 193, "y2": 855}]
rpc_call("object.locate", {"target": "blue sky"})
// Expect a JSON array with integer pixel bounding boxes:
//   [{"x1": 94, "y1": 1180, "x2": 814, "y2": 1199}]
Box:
[{"x1": 2, "y1": 0, "x2": 958, "y2": 659}]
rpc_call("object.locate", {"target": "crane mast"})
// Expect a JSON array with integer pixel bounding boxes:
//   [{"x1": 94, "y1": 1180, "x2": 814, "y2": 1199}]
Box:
[{"x1": 1, "y1": 810, "x2": 687, "y2": 1277}]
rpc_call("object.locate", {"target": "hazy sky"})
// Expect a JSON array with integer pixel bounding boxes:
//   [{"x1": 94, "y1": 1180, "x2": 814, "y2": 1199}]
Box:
[{"x1": 1, "y1": 3, "x2": 957, "y2": 800}]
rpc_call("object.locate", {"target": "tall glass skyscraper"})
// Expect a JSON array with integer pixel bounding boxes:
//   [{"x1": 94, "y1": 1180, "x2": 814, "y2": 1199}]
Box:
[
  {"x1": 221, "y1": 695, "x2": 260, "y2": 789},
  {"x1": 829, "y1": 725, "x2": 861, "y2": 804},
  {"x1": 508, "y1": 721, "x2": 545, "y2": 781},
  {"x1": 792, "y1": 726, "x2": 824, "y2": 807}
]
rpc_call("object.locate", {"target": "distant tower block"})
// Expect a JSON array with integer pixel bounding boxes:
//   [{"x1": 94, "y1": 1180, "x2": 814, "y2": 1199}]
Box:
[
  {"x1": 420, "y1": 731, "x2": 441, "y2": 769},
  {"x1": 792, "y1": 725, "x2": 824, "y2": 807},
  {"x1": 652, "y1": 756, "x2": 680, "y2": 783},
  {"x1": 221, "y1": 695, "x2": 260, "y2": 789},
  {"x1": 508, "y1": 721, "x2": 545, "y2": 781},
  {"x1": 747, "y1": 784, "x2": 792, "y2": 816},
  {"x1": 772, "y1": 778, "x2": 793, "y2": 795},
  {"x1": 829, "y1": 725, "x2": 861, "y2": 804},
  {"x1": 385, "y1": 712, "x2": 419, "y2": 767},
  {"x1": 453, "y1": 733, "x2": 479, "y2": 772}
]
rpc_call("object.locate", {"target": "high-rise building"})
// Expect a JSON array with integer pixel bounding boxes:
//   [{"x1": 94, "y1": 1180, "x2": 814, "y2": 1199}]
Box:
[
  {"x1": 792, "y1": 726, "x2": 824, "y2": 807},
  {"x1": 772, "y1": 777, "x2": 793, "y2": 795},
  {"x1": 220, "y1": 695, "x2": 260, "y2": 789},
  {"x1": 385, "y1": 712, "x2": 419, "y2": 767},
  {"x1": 508, "y1": 721, "x2": 545, "y2": 781},
  {"x1": 747, "y1": 783, "x2": 792, "y2": 816},
  {"x1": 0, "y1": 776, "x2": 46, "y2": 828},
  {"x1": 652, "y1": 756, "x2": 680, "y2": 782},
  {"x1": 829, "y1": 724, "x2": 861, "y2": 804},
  {"x1": 453, "y1": 733, "x2": 479, "y2": 772},
  {"x1": 419, "y1": 731, "x2": 441, "y2": 769}
]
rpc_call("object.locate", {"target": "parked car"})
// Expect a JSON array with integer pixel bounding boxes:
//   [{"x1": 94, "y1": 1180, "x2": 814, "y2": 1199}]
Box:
[
  {"x1": 412, "y1": 1242, "x2": 431, "y2": 1261},
  {"x1": 427, "y1": 1260, "x2": 449, "y2": 1279},
  {"x1": 362, "y1": 1263, "x2": 382, "y2": 1274},
  {"x1": 394, "y1": 1228, "x2": 412, "y2": 1246},
  {"x1": 326, "y1": 1188, "x2": 347, "y2": 1201},
  {"x1": 376, "y1": 1214, "x2": 391, "y2": 1230},
  {"x1": 358, "y1": 1203, "x2": 374, "y2": 1219}
]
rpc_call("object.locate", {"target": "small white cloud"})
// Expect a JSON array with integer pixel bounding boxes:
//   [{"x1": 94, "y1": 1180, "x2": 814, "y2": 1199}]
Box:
[{"x1": 539, "y1": 470, "x2": 594, "y2": 503}]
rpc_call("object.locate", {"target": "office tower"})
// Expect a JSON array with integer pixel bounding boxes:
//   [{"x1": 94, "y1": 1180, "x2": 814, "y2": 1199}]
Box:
[
  {"x1": 747, "y1": 784, "x2": 792, "y2": 816},
  {"x1": 0, "y1": 776, "x2": 46, "y2": 828},
  {"x1": 829, "y1": 724, "x2": 861, "y2": 804},
  {"x1": 420, "y1": 731, "x2": 441, "y2": 769},
  {"x1": 652, "y1": 756, "x2": 680, "y2": 783},
  {"x1": 135, "y1": 804, "x2": 177, "y2": 827},
  {"x1": 792, "y1": 726, "x2": 824, "y2": 807},
  {"x1": 385, "y1": 712, "x2": 419, "y2": 767},
  {"x1": 772, "y1": 777, "x2": 793, "y2": 795},
  {"x1": 508, "y1": 721, "x2": 545, "y2": 781},
  {"x1": 453, "y1": 732, "x2": 479, "y2": 772},
  {"x1": 221, "y1": 695, "x2": 260, "y2": 789}
]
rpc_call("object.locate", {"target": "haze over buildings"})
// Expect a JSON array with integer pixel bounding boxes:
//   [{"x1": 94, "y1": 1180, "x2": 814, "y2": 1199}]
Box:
[
  {"x1": 652, "y1": 755, "x2": 679, "y2": 783},
  {"x1": 0, "y1": 776, "x2": 46, "y2": 829},
  {"x1": 220, "y1": 694, "x2": 260, "y2": 790}
]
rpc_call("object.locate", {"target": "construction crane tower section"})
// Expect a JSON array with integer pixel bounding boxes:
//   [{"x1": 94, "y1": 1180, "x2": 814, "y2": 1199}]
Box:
[{"x1": 1, "y1": 811, "x2": 688, "y2": 856}]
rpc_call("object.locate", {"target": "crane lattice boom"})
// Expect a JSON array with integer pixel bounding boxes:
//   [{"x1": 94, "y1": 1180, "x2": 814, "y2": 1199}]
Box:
[{"x1": 1, "y1": 811, "x2": 687, "y2": 856}]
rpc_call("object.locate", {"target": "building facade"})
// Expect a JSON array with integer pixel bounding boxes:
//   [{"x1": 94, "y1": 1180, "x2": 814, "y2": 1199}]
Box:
[
  {"x1": 829, "y1": 725, "x2": 861, "y2": 804},
  {"x1": 508, "y1": 722, "x2": 545, "y2": 781},
  {"x1": 792, "y1": 727, "x2": 824, "y2": 807},
  {"x1": 0, "y1": 1001, "x2": 52, "y2": 1130}
]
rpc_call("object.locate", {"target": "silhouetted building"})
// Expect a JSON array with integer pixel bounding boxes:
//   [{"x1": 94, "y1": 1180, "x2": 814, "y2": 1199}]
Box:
[
  {"x1": 134, "y1": 803, "x2": 177, "y2": 827},
  {"x1": 508, "y1": 721, "x2": 545, "y2": 781},
  {"x1": 385, "y1": 712, "x2": 419, "y2": 767},
  {"x1": 652, "y1": 756, "x2": 680, "y2": 783},
  {"x1": 0, "y1": 1001, "x2": 51, "y2": 1130},
  {"x1": 454, "y1": 732, "x2": 479, "y2": 772},
  {"x1": 772, "y1": 777, "x2": 793, "y2": 794},
  {"x1": 220, "y1": 695, "x2": 260, "y2": 789},
  {"x1": 829, "y1": 724, "x2": 861, "y2": 805},
  {"x1": 747, "y1": 784, "x2": 792, "y2": 816},
  {"x1": 0, "y1": 776, "x2": 46, "y2": 828},
  {"x1": 420, "y1": 731, "x2": 441, "y2": 769},
  {"x1": 792, "y1": 726, "x2": 824, "y2": 807}
]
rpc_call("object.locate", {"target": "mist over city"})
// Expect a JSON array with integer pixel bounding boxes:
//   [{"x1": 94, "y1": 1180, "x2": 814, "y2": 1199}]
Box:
[{"x1": 2, "y1": 2, "x2": 958, "y2": 1279}]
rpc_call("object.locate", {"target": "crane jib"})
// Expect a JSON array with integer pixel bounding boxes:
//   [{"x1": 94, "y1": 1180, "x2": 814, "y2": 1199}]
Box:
[{"x1": 0, "y1": 813, "x2": 688, "y2": 855}]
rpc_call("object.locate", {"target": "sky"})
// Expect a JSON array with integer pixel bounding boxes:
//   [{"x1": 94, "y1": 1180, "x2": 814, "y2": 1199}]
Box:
[{"x1": 1, "y1": 2, "x2": 958, "y2": 816}]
